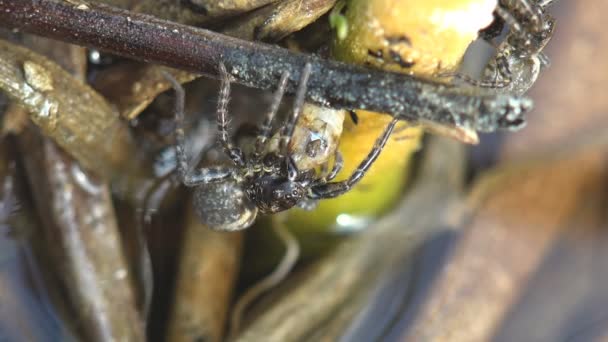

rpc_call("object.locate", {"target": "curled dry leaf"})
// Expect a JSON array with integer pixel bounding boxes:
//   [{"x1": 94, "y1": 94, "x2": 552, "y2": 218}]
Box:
[
  {"x1": 3, "y1": 35, "x2": 145, "y2": 340},
  {"x1": 18, "y1": 128, "x2": 146, "y2": 342},
  {"x1": 131, "y1": 0, "x2": 278, "y2": 26},
  {"x1": 0, "y1": 39, "x2": 139, "y2": 179},
  {"x1": 187, "y1": 0, "x2": 278, "y2": 19},
  {"x1": 92, "y1": 63, "x2": 198, "y2": 120},
  {"x1": 222, "y1": 0, "x2": 337, "y2": 41}
]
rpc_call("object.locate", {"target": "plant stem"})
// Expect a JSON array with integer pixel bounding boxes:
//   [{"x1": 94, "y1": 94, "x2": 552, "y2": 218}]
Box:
[{"x1": 0, "y1": 0, "x2": 530, "y2": 132}]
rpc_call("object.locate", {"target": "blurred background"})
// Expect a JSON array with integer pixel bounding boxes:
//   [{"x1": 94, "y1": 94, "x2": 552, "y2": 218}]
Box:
[{"x1": 375, "y1": 1, "x2": 608, "y2": 340}]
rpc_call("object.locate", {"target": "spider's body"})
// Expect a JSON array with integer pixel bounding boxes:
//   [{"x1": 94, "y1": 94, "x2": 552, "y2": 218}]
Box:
[
  {"x1": 190, "y1": 159, "x2": 311, "y2": 230},
  {"x1": 483, "y1": 0, "x2": 556, "y2": 95},
  {"x1": 245, "y1": 168, "x2": 311, "y2": 214},
  {"x1": 192, "y1": 178, "x2": 257, "y2": 231},
  {"x1": 165, "y1": 62, "x2": 396, "y2": 231},
  {"x1": 453, "y1": 0, "x2": 556, "y2": 95}
]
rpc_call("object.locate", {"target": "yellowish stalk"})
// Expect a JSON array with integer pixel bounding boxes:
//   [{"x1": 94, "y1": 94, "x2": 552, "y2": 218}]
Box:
[{"x1": 287, "y1": 0, "x2": 496, "y2": 246}]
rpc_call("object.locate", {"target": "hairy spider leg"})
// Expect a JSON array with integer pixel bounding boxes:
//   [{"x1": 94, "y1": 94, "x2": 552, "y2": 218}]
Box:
[
  {"x1": 279, "y1": 62, "x2": 313, "y2": 155},
  {"x1": 497, "y1": 0, "x2": 554, "y2": 56},
  {"x1": 471, "y1": 6, "x2": 525, "y2": 88},
  {"x1": 314, "y1": 150, "x2": 344, "y2": 185},
  {"x1": 449, "y1": 71, "x2": 510, "y2": 88},
  {"x1": 217, "y1": 63, "x2": 246, "y2": 167},
  {"x1": 538, "y1": 0, "x2": 556, "y2": 8},
  {"x1": 512, "y1": 0, "x2": 555, "y2": 31},
  {"x1": 501, "y1": 0, "x2": 543, "y2": 32},
  {"x1": 278, "y1": 62, "x2": 312, "y2": 181},
  {"x1": 182, "y1": 167, "x2": 234, "y2": 187},
  {"x1": 163, "y1": 71, "x2": 189, "y2": 181},
  {"x1": 253, "y1": 71, "x2": 290, "y2": 160},
  {"x1": 524, "y1": 0, "x2": 545, "y2": 31},
  {"x1": 309, "y1": 117, "x2": 398, "y2": 199},
  {"x1": 164, "y1": 71, "x2": 236, "y2": 187},
  {"x1": 325, "y1": 150, "x2": 344, "y2": 182},
  {"x1": 496, "y1": 6, "x2": 525, "y2": 43}
]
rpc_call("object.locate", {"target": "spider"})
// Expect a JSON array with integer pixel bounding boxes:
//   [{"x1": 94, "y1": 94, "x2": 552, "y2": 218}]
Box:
[
  {"x1": 164, "y1": 62, "x2": 398, "y2": 231},
  {"x1": 450, "y1": 0, "x2": 556, "y2": 95}
]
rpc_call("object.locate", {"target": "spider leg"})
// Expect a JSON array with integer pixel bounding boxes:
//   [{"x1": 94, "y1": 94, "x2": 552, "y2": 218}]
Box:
[
  {"x1": 163, "y1": 70, "x2": 194, "y2": 185},
  {"x1": 520, "y1": 0, "x2": 544, "y2": 32},
  {"x1": 495, "y1": 4, "x2": 530, "y2": 51},
  {"x1": 310, "y1": 118, "x2": 398, "y2": 199},
  {"x1": 183, "y1": 166, "x2": 234, "y2": 187},
  {"x1": 436, "y1": 52, "x2": 511, "y2": 88},
  {"x1": 313, "y1": 150, "x2": 343, "y2": 185},
  {"x1": 538, "y1": 51, "x2": 550, "y2": 68},
  {"x1": 287, "y1": 156, "x2": 299, "y2": 181},
  {"x1": 497, "y1": 0, "x2": 525, "y2": 25},
  {"x1": 163, "y1": 71, "x2": 235, "y2": 187},
  {"x1": 538, "y1": 0, "x2": 556, "y2": 9},
  {"x1": 217, "y1": 63, "x2": 246, "y2": 167},
  {"x1": 505, "y1": 0, "x2": 547, "y2": 33},
  {"x1": 444, "y1": 72, "x2": 510, "y2": 89},
  {"x1": 253, "y1": 71, "x2": 290, "y2": 159},
  {"x1": 279, "y1": 62, "x2": 312, "y2": 157},
  {"x1": 326, "y1": 150, "x2": 344, "y2": 182}
]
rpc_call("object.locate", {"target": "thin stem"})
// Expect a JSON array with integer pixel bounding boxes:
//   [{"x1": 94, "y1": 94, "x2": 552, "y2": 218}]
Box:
[
  {"x1": 0, "y1": 0, "x2": 531, "y2": 132},
  {"x1": 228, "y1": 214, "x2": 300, "y2": 340}
]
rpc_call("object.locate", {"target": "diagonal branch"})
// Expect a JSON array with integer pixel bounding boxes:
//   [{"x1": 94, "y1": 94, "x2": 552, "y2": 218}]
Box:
[{"x1": 0, "y1": 0, "x2": 531, "y2": 132}]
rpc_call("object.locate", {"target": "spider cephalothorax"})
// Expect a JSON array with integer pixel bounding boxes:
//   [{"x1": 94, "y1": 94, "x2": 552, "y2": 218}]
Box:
[
  {"x1": 164, "y1": 62, "x2": 398, "y2": 231},
  {"x1": 245, "y1": 171, "x2": 311, "y2": 214}
]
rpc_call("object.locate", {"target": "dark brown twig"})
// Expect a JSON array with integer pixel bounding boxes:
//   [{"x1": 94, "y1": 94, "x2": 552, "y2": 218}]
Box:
[{"x1": 0, "y1": 0, "x2": 530, "y2": 132}]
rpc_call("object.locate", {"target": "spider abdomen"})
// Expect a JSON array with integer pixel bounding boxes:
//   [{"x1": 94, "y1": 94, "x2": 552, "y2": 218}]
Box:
[{"x1": 193, "y1": 180, "x2": 257, "y2": 231}]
